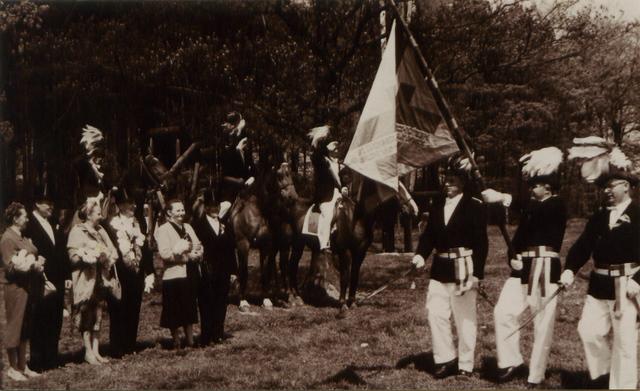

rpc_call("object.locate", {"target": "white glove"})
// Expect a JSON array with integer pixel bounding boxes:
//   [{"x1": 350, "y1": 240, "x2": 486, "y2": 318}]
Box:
[
  {"x1": 144, "y1": 274, "x2": 155, "y2": 293},
  {"x1": 230, "y1": 274, "x2": 238, "y2": 284},
  {"x1": 408, "y1": 199, "x2": 419, "y2": 217},
  {"x1": 341, "y1": 186, "x2": 349, "y2": 197},
  {"x1": 560, "y1": 270, "x2": 575, "y2": 287},
  {"x1": 627, "y1": 278, "x2": 640, "y2": 298},
  {"x1": 411, "y1": 254, "x2": 425, "y2": 269},
  {"x1": 245, "y1": 176, "x2": 255, "y2": 186},
  {"x1": 510, "y1": 255, "x2": 523, "y2": 271},
  {"x1": 481, "y1": 189, "x2": 512, "y2": 207}
]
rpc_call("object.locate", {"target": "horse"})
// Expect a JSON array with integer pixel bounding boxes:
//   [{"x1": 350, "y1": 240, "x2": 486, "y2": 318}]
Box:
[
  {"x1": 225, "y1": 179, "x2": 278, "y2": 311},
  {"x1": 272, "y1": 162, "x2": 358, "y2": 313}
]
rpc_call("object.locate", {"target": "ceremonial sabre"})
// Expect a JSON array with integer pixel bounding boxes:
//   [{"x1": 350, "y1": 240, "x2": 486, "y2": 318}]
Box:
[
  {"x1": 357, "y1": 266, "x2": 415, "y2": 305},
  {"x1": 505, "y1": 284, "x2": 566, "y2": 340}
]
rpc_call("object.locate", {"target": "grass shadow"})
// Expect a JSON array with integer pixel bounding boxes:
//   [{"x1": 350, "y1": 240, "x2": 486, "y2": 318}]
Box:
[
  {"x1": 395, "y1": 351, "x2": 435, "y2": 373},
  {"x1": 560, "y1": 370, "x2": 595, "y2": 389}
]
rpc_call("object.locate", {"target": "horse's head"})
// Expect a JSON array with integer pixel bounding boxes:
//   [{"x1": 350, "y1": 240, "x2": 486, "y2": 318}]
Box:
[{"x1": 275, "y1": 162, "x2": 299, "y2": 202}]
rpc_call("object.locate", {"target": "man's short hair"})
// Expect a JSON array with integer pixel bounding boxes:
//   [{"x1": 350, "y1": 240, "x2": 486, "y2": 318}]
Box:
[{"x1": 165, "y1": 198, "x2": 183, "y2": 213}]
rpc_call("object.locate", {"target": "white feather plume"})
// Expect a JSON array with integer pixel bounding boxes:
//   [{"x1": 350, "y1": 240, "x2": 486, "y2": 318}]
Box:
[
  {"x1": 609, "y1": 147, "x2": 632, "y2": 170},
  {"x1": 308, "y1": 125, "x2": 330, "y2": 148},
  {"x1": 519, "y1": 146, "x2": 563, "y2": 177},
  {"x1": 80, "y1": 124, "x2": 104, "y2": 155}
]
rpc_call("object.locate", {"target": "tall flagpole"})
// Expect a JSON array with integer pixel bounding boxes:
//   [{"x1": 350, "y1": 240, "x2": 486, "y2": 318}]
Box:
[{"x1": 386, "y1": 0, "x2": 514, "y2": 255}]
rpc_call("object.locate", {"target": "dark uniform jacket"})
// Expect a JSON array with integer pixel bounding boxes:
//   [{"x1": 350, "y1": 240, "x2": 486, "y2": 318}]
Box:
[
  {"x1": 416, "y1": 194, "x2": 488, "y2": 282},
  {"x1": 565, "y1": 201, "x2": 640, "y2": 300},
  {"x1": 311, "y1": 149, "x2": 341, "y2": 205},
  {"x1": 219, "y1": 147, "x2": 255, "y2": 203},
  {"x1": 512, "y1": 196, "x2": 567, "y2": 281}
]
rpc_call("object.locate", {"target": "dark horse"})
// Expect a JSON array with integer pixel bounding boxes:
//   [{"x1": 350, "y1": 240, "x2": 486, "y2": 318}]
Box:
[
  {"x1": 271, "y1": 162, "x2": 358, "y2": 313},
  {"x1": 225, "y1": 178, "x2": 277, "y2": 311},
  {"x1": 273, "y1": 163, "x2": 408, "y2": 310}
]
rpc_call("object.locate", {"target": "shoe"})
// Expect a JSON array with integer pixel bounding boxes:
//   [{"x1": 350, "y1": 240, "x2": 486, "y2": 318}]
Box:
[
  {"x1": 95, "y1": 354, "x2": 110, "y2": 364},
  {"x1": 497, "y1": 365, "x2": 523, "y2": 383},
  {"x1": 432, "y1": 359, "x2": 458, "y2": 379},
  {"x1": 458, "y1": 369, "x2": 473, "y2": 377},
  {"x1": 23, "y1": 366, "x2": 42, "y2": 378},
  {"x1": 7, "y1": 367, "x2": 27, "y2": 381},
  {"x1": 590, "y1": 373, "x2": 610, "y2": 389}
]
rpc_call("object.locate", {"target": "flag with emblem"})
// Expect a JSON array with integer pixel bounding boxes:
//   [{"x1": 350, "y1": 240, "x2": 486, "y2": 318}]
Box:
[{"x1": 344, "y1": 20, "x2": 459, "y2": 205}]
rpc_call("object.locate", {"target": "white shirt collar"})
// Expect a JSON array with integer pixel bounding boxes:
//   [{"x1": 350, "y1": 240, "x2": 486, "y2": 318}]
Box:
[
  {"x1": 33, "y1": 210, "x2": 55, "y2": 244},
  {"x1": 445, "y1": 193, "x2": 463, "y2": 205}
]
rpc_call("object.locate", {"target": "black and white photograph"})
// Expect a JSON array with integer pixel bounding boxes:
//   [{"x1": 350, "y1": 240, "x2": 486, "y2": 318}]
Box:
[{"x1": 0, "y1": 0, "x2": 639, "y2": 389}]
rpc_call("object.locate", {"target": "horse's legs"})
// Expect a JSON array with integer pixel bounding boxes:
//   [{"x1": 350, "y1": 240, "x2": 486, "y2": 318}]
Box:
[
  {"x1": 337, "y1": 251, "x2": 351, "y2": 308},
  {"x1": 236, "y1": 239, "x2": 251, "y2": 308},
  {"x1": 279, "y1": 233, "x2": 292, "y2": 297},
  {"x1": 288, "y1": 237, "x2": 304, "y2": 295}
]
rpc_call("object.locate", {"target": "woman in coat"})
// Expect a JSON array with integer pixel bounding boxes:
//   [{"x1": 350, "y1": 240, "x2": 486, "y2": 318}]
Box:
[
  {"x1": 0, "y1": 202, "x2": 45, "y2": 381},
  {"x1": 67, "y1": 197, "x2": 118, "y2": 365}
]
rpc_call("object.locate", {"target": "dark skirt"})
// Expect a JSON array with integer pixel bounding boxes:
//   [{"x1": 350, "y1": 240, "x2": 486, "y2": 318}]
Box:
[
  {"x1": 4, "y1": 283, "x2": 31, "y2": 348},
  {"x1": 160, "y1": 277, "x2": 198, "y2": 329}
]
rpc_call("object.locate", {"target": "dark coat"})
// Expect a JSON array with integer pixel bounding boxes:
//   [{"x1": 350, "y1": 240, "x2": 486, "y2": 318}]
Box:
[
  {"x1": 512, "y1": 196, "x2": 567, "y2": 281},
  {"x1": 566, "y1": 201, "x2": 640, "y2": 300},
  {"x1": 311, "y1": 149, "x2": 341, "y2": 204},
  {"x1": 192, "y1": 216, "x2": 238, "y2": 276},
  {"x1": 415, "y1": 194, "x2": 488, "y2": 282},
  {"x1": 219, "y1": 148, "x2": 255, "y2": 203},
  {"x1": 24, "y1": 213, "x2": 70, "y2": 289}
]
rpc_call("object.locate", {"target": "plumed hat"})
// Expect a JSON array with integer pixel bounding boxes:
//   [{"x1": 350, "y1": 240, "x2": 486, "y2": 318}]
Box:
[
  {"x1": 80, "y1": 124, "x2": 104, "y2": 157},
  {"x1": 519, "y1": 146, "x2": 564, "y2": 191},
  {"x1": 567, "y1": 136, "x2": 638, "y2": 187},
  {"x1": 308, "y1": 125, "x2": 331, "y2": 149}
]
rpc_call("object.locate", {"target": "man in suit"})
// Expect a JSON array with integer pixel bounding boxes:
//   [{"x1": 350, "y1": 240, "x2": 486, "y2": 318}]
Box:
[
  {"x1": 25, "y1": 186, "x2": 70, "y2": 372},
  {"x1": 106, "y1": 188, "x2": 155, "y2": 357},
  {"x1": 410, "y1": 159, "x2": 488, "y2": 378},
  {"x1": 493, "y1": 147, "x2": 567, "y2": 387},
  {"x1": 193, "y1": 189, "x2": 238, "y2": 345},
  {"x1": 560, "y1": 168, "x2": 640, "y2": 389}
]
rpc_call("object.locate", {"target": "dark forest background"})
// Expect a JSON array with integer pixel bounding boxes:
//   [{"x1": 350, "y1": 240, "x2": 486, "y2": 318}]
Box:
[{"x1": 1, "y1": 0, "x2": 639, "y2": 217}]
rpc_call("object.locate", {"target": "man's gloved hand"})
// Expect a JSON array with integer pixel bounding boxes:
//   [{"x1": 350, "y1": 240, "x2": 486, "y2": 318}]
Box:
[
  {"x1": 560, "y1": 270, "x2": 575, "y2": 287},
  {"x1": 144, "y1": 274, "x2": 155, "y2": 293},
  {"x1": 245, "y1": 176, "x2": 255, "y2": 186},
  {"x1": 340, "y1": 186, "x2": 349, "y2": 197},
  {"x1": 411, "y1": 254, "x2": 425, "y2": 269},
  {"x1": 510, "y1": 255, "x2": 523, "y2": 271},
  {"x1": 627, "y1": 278, "x2": 640, "y2": 298}
]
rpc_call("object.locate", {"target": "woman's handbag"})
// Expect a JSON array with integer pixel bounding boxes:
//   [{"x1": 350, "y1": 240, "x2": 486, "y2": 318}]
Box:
[{"x1": 104, "y1": 265, "x2": 122, "y2": 301}]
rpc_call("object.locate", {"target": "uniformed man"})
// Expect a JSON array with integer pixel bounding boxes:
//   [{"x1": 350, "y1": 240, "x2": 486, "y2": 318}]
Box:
[
  {"x1": 493, "y1": 147, "x2": 566, "y2": 386},
  {"x1": 219, "y1": 112, "x2": 255, "y2": 220},
  {"x1": 308, "y1": 125, "x2": 345, "y2": 254},
  {"x1": 560, "y1": 155, "x2": 640, "y2": 389},
  {"x1": 411, "y1": 157, "x2": 488, "y2": 378}
]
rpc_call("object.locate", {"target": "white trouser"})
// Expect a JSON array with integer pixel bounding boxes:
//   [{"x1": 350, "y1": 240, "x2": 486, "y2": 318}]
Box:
[
  {"x1": 577, "y1": 294, "x2": 638, "y2": 389},
  {"x1": 318, "y1": 188, "x2": 340, "y2": 250},
  {"x1": 494, "y1": 277, "x2": 558, "y2": 383},
  {"x1": 426, "y1": 279, "x2": 477, "y2": 372},
  {"x1": 494, "y1": 277, "x2": 526, "y2": 369}
]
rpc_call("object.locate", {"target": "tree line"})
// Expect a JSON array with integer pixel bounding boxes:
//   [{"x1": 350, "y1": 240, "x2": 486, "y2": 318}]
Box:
[{"x1": 1, "y1": 0, "x2": 638, "y2": 217}]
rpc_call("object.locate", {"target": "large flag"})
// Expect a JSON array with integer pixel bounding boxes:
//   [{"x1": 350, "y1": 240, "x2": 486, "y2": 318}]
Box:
[{"x1": 344, "y1": 20, "x2": 459, "y2": 206}]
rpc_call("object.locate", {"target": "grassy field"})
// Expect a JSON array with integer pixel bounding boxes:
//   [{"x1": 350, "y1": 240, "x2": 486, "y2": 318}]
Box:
[{"x1": 0, "y1": 218, "x2": 632, "y2": 389}]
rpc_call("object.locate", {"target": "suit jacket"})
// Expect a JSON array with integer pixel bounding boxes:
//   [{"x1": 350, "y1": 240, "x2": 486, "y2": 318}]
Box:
[
  {"x1": 416, "y1": 194, "x2": 488, "y2": 282},
  {"x1": 219, "y1": 148, "x2": 255, "y2": 202},
  {"x1": 192, "y1": 216, "x2": 237, "y2": 277},
  {"x1": 24, "y1": 213, "x2": 70, "y2": 288},
  {"x1": 566, "y1": 201, "x2": 640, "y2": 300}
]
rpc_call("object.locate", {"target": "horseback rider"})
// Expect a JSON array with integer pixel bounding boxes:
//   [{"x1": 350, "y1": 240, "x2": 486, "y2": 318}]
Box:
[
  {"x1": 219, "y1": 112, "x2": 255, "y2": 219},
  {"x1": 308, "y1": 125, "x2": 347, "y2": 254}
]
